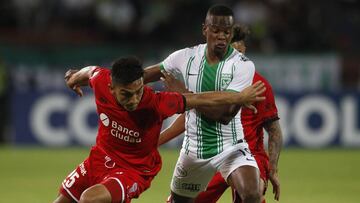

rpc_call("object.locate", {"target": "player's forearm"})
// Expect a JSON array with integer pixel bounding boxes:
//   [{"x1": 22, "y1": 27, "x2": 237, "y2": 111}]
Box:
[
  {"x1": 184, "y1": 91, "x2": 248, "y2": 109},
  {"x1": 143, "y1": 64, "x2": 162, "y2": 84},
  {"x1": 67, "y1": 66, "x2": 95, "y2": 87},
  {"x1": 264, "y1": 120, "x2": 283, "y2": 172},
  {"x1": 158, "y1": 114, "x2": 185, "y2": 146},
  {"x1": 196, "y1": 105, "x2": 241, "y2": 124}
]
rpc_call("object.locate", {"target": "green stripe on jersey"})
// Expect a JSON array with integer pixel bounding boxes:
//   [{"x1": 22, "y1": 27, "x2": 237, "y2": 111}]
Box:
[{"x1": 200, "y1": 61, "x2": 219, "y2": 159}]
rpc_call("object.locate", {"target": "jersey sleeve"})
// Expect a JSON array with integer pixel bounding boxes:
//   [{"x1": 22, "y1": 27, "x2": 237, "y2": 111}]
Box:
[
  {"x1": 226, "y1": 60, "x2": 255, "y2": 92},
  {"x1": 89, "y1": 66, "x2": 109, "y2": 89},
  {"x1": 160, "y1": 48, "x2": 188, "y2": 74},
  {"x1": 261, "y1": 80, "x2": 279, "y2": 123},
  {"x1": 155, "y1": 91, "x2": 186, "y2": 119}
]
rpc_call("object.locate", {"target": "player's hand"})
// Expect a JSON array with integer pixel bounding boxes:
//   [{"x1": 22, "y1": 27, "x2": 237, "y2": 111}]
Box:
[
  {"x1": 64, "y1": 69, "x2": 83, "y2": 97},
  {"x1": 269, "y1": 169, "x2": 280, "y2": 201},
  {"x1": 241, "y1": 81, "x2": 266, "y2": 105},
  {"x1": 160, "y1": 70, "x2": 190, "y2": 93}
]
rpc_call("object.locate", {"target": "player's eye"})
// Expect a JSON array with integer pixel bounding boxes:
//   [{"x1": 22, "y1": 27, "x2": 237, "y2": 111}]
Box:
[
  {"x1": 211, "y1": 27, "x2": 219, "y2": 33},
  {"x1": 121, "y1": 92, "x2": 132, "y2": 98}
]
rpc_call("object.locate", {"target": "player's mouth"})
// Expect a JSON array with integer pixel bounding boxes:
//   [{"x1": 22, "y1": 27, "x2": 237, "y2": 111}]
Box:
[{"x1": 215, "y1": 42, "x2": 226, "y2": 50}]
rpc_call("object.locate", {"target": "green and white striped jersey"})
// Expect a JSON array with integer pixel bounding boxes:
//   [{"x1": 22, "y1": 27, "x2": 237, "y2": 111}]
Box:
[{"x1": 161, "y1": 44, "x2": 255, "y2": 159}]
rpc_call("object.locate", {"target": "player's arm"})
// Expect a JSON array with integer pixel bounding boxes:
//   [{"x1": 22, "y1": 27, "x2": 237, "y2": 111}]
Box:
[
  {"x1": 160, "y1": 71, "x2": 248, "y2": 124},
  {"x1": 64, "y1": 66, "x2": 97, "y2": 97},
  {"x1": 143, "y1": 64, "x2": 163, "y2": 84},
  {"x1": 183, "y1": 81, "x2": 265, "y2": 109},
  {"x1": 264, "y1": 119, "x2": 283, "y2": 201},
  {"x1": 158, "y1": 114, "x2": 185, "y2": 146}
]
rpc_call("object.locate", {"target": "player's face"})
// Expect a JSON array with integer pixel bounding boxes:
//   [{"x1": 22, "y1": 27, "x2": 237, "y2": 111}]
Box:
[
  {"x1": 232, "y1": 40, "x2": 246, "y2": 54},
  {"x1": 110, "y1": 78, "x2": 144, "y2": 111},
  {"x1": 203, "y1": 15, "x2": 234, "y2": 59}
]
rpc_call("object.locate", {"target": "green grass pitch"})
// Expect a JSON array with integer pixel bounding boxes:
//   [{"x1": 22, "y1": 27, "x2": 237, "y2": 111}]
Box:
[{"x1": 0, "y1": 146, "x2": 359, "y2": 203}]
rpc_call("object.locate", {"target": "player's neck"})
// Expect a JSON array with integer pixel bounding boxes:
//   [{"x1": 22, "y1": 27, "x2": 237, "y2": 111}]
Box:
[{"x1": 205, "y1": 49, "x2": 222, "y2": 65}]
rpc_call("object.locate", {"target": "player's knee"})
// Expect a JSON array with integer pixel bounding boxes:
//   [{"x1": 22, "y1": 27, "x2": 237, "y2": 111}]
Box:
[{"x1": 240, "y1": 189, "x2": 261, "y2": 203}]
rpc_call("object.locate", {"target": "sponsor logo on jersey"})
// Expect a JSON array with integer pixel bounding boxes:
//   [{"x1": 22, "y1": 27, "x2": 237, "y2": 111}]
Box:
[
  {"x1": 104, "y1": 155, "x2": 115, "y2": 168},
  {"x1": 176, "y1": 165, "x2": 188, "y2": 177},
  {"x1": 221, "y1": 73, "x2": 232, "y2": 90},
  {"x1": 110, "y1": 120, "x2": 142, "y2": 143},
  {"x1": 128, "y1": 182, "x2": 138, "y2": 194},
  {"x1": 173, "y1": 177, "x2": 201, "y2": 192},
  {"x1": 79, "y1": 162, "x2": 87, "y2": 176},
  {"x1": 100, "y1": 113, "x2": 109, "y2": 127}
]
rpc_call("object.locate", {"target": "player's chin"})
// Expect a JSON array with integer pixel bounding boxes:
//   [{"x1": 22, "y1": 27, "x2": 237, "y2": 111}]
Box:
[
  {"x1": 124, "y1": 105, "x2": 138, "y2": 111},
  {"x1": 214, "y1": 47, "x2": 226, "y2": 57}
]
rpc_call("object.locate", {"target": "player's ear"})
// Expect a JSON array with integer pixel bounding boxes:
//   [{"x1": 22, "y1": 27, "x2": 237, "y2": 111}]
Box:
[
  {"x1": 202, "y1": 23, "x2": 207, "y2": 37},
  {"x1": 109, "y1": 81, "x2": 115, "y2": 94}
]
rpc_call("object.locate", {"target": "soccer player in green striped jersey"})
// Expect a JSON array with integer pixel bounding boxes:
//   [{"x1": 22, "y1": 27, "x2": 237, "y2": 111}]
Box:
[{"x1": 144, "y1": 4, "x2": 261, "y2": 203}]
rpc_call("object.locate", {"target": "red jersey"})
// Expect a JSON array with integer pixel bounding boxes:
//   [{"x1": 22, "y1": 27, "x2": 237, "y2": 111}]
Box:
[
  {"x1": 241, "y1": 72, "x2": 279, "y2": 154},
  {"x1": 89, "y1": 67, "x2": 185, "y2": 177}
]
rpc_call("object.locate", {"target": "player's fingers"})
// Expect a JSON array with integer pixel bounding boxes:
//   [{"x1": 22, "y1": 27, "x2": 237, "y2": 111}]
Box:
[
  {"x1": 161, "y1": 70, "x2": 169, "y2": 78},
  {"x1": 255, "y1": 86, "x2": 266, "y2": 96},
  {"x1": 252, "y1": 81, "x2": 264, "y2": 91},
  {"x1": 64, "y1": 69, "x2": 78, "y2": 80},
  {"x1": 255, "y1": 96, "x2": 266, "y2": 101},
  {"x1": 275, "y1": 185, "x2": 280, "y2": 201},
  {"x1": 167, "y1": 72, "x2": 176, "y2": 80},
  {"x1": 73, "y1": 86, "x2": 83, "y2": 97},
  {"x1": 245, "y1": 104, "x2": 257, "y2": 114},
  {"x1": 252, "y1": 80, "x2": 263, "y2": 87}
]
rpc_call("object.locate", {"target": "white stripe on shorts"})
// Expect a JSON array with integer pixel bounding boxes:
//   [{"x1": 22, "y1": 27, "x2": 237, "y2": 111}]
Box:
[
  {"x1": 107, "y1": 177, "x2": 125, "y2": 203},
  {"x1": 61, "y1": 182, "x2": 79, "y2": 202}
]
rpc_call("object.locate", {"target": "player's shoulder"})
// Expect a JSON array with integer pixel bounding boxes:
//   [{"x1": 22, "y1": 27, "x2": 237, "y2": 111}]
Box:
[
  {"x1": 231, "y1": 49, "x2": 251, "y2": 62},
  {"x1": 92, "y1": 66, "x2": 110, "y2": 76},
  {"x1": 231, "y1": 52, "x2": 255, "y2": 74},
  {"x1": 175, "y1": 43, "x2": 205, "y2": 56},
  {"x1": 90, "y1": 66, "x2": 110, "y2": 82}
]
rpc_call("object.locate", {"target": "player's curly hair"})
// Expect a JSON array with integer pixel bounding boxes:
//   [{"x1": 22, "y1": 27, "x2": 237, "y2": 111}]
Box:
[
  {"x1": 231, "y1": 24, "x2": 250, "y2": 43},
  {"x1": 111, "y1": 56, "x2": 144, "y2": 85}
]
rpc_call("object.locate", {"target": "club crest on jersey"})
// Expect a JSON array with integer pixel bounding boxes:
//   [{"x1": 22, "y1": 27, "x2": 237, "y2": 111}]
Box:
[{"x1": 220, "y1": 73, "x2": 232, "y2": 90}]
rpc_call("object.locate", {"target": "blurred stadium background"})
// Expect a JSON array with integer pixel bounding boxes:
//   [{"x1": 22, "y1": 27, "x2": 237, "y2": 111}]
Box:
[{"x1": 0, "y1": 0, "x2": 359, "y2": 202}]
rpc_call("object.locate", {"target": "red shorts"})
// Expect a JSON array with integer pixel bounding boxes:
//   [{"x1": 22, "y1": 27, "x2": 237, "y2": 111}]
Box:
[
  {"x1": 194, "y1": 151, "x2": 269, "y2": 203},
  {"x1": 59, "y1": 146, "x2": 153, "y2": 203}
]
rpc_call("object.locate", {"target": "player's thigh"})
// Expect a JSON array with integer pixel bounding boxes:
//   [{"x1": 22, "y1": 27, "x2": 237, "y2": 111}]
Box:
[
  {"x1": 218, "y1": 145, "x2": 259, "y2": 194},
  {"x1": 59, "y1": 160, "x2": 91, "y2": 202},
  {"x1": 195, "y1": 172, "x2": 228, "y2": 203},
  {"x1": 170, "y1": 152, "x2": 216, "y2": 198},
  {"x1": 79, "y1": 184, "x2": 111, "y2": 203},
  {"x1": 228, "y1": 165, "x2": 260, "y2": 195},
  {"x1": 231, "y1": 178, "x2": 265, "y2": 203},
  {"x1": 100, "y1": 170, "x2": 152, "y2": 203}
]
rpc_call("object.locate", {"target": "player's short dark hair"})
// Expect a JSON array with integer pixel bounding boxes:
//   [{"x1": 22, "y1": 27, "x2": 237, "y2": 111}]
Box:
[
  {"x1": 207, "y1": 4, "x2": 234, "y2": 17},
  {"x1": 111, "y1": 56, "x2": 144, "y2": 85},
  {"x1": 231, "y1": 24, "x2": 250, "y2": 43}
]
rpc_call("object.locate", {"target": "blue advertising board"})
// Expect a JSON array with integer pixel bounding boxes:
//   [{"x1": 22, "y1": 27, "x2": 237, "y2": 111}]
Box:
[{"x1": 11, "y1": 89, "x2": 360, "y2": 148}]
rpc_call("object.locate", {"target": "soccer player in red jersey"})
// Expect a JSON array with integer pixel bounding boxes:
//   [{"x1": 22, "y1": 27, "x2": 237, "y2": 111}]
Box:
[
  {"x1": 160, "y1": 25, "x2": 283, "y2": 203},
  {"x1": 53, "y1": 56, "x2": 266, "y2": 203}
]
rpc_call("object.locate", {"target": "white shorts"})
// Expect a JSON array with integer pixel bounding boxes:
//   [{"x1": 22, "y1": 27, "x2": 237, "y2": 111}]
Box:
[{"x1": 170, "y1": 142, "x2": 258, "y2": 198}]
